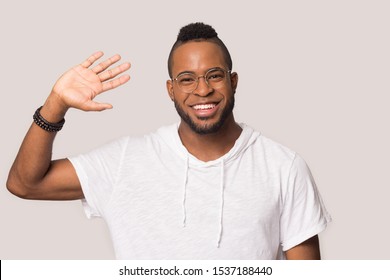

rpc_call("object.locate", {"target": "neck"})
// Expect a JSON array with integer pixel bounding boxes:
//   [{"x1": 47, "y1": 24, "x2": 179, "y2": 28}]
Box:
[{"x1": 178, "y1": 114, "x2": 242, "y2": 162}]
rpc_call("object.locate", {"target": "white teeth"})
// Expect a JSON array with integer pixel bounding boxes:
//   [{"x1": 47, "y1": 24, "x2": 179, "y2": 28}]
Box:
[{"x1": 193, "y1": 104, "x2": 216, "y2": 110}]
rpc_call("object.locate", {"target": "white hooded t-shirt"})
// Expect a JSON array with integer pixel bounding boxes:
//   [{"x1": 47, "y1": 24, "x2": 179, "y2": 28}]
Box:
[{"x1": 69, "y1": 123, "x2": 331, "y2": 259}]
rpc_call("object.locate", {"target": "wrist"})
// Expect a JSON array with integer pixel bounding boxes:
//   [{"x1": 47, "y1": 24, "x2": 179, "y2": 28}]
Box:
[{"x1": 41, "y1": 93, "x2": 69, "y2": 123}]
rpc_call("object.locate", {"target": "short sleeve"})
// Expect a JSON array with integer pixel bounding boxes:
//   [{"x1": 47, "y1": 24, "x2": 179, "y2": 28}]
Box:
[
  {"x1": 68, "y1": 137, "x2": 128, "y2": 219},
  {"x1": 280, "y1": 154, "x2": 331, "y2": 251}
]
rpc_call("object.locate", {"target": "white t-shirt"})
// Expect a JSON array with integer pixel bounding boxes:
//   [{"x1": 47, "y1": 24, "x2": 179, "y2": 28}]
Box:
[{"x1": 69, "y1": 123, "x2": 331, "y2": 259}]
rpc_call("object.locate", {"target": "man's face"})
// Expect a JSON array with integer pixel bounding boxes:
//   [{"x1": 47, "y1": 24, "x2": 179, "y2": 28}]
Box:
[{"x1": 167, "y1": 41, "x2": 238, "y2": 135}]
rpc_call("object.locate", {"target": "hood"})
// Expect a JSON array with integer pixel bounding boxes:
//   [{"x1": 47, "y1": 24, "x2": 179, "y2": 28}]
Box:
[
  {"x1": 156, "y1": 122, "x2": 261, "y2": 247},
  {"x1": 157, "y1": 122, "x2": 260, "y2": 166}
]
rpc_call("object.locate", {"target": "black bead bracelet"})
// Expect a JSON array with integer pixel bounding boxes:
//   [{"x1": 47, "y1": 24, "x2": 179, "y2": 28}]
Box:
[{"x1": 33, "y1": 106, "x2": 65, "y2": 132}]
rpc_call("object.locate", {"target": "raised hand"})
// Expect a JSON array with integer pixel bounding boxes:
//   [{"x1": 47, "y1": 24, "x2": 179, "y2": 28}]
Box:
[
  {"x1": 7, "y1": 52, "x2": 130, "y2": 201},
  {"x1": 51, "y1": 51, "x2": 131, "y2": 112}
]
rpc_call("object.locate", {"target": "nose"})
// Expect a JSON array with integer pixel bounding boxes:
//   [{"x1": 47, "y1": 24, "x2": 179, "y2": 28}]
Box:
[{"x1": 193, "y1": 76, "x2": 213, "y2": 96}]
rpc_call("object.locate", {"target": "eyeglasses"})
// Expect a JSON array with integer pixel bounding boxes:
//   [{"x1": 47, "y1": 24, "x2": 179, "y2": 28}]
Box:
[{"x1": 172, "y1": 67, "x2": 231, "y2": 93}]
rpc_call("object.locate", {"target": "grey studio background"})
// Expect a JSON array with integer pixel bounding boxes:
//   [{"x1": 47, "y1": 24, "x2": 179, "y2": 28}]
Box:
[{"x1": 1, "y1": 0, "x2": 389, "y2": 259}]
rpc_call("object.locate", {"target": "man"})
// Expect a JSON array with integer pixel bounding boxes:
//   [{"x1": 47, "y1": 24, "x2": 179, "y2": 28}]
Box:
[{"x1": 7, "y1": 22, "x2": 331, "y2": 259}]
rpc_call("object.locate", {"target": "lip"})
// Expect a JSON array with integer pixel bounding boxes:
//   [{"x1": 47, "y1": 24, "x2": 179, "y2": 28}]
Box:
[{"x1": 190, "y1": 101, "x2": 220, "y2": 118}]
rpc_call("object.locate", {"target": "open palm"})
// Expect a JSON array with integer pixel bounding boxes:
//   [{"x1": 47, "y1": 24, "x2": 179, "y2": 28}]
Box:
[{"x1": 52, "y1": 51, "x2": 131, "y2": 111}]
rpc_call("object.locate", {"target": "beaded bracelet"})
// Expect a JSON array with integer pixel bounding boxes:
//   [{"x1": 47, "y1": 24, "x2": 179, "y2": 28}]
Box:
[{"x1": 33, "y1": 106, "x2": 65, "y2": 132}]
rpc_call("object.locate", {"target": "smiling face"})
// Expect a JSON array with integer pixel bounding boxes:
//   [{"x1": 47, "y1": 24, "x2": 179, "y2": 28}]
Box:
[{"x1": 167, "y1": 41, "x2": 238, "y2": 135}]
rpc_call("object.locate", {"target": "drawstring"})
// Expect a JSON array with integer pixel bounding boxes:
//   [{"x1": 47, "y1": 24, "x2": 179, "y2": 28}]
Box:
[
  {"x1": 182, "y1": 155, "x2": 225, "y2": 247},
  {"x1": 217, "y1": 158, "x2": 225, "y2": 248},
  {"x1": 182, "y1": 155, "x2": 189, "y2": 227}
]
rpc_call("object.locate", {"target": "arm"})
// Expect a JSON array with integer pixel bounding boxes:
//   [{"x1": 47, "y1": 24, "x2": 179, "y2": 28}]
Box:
[
  {"x1": 6, "y1": 51, "x2": 131, "y2": 200},
  {"x1": 285, "y1": 235, "x2": 321, "y2": 260}
]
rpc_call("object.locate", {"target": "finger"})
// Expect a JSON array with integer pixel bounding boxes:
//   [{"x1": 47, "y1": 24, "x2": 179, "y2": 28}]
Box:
[
  {"x1": 98, "y1": 62, "x2": 131, "y2": 82},
  {"x1": 92, "y1": 54, "x2": 121, "y2": 74},
  {"x1": 102, "y1": 74, "x2": 130, "y2": 92},
  {"x1": 80, "y1": 51, "x2": 104, "y2": 68}
]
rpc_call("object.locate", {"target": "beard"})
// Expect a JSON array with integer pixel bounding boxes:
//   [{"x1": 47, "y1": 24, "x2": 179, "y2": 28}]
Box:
[{"x1": 174, "y1": 95, "x2": 235, "y2": 135}]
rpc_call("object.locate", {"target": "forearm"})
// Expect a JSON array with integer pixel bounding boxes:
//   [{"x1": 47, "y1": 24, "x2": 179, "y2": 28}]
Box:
[{"x1": 7, "y1": 94, "x2": 68, "y2": 195}]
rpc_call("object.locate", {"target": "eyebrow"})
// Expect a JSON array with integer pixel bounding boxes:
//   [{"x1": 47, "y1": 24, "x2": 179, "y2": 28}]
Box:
[{"x1": 175, "y1": 67, "x2": 224, "y2": 77}]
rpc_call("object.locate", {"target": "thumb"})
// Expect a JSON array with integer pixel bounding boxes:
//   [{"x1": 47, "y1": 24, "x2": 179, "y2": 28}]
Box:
[{"x1": 83, "y1": 100, "x2": 113, "y2": 111}]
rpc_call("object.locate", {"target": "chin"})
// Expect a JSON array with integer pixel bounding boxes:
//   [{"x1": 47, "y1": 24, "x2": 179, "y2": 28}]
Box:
[{"x1": 190, "y1": 119, "x2": 225, "y2": 135}]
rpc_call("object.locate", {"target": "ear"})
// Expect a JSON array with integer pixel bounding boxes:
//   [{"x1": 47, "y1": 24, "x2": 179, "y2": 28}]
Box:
[
  {"x1": 166, "y1": 79, "x2": 174, "y2": 101},
  {"x1": 230, "y1": 72, "x2": 238, "y2": 94}
]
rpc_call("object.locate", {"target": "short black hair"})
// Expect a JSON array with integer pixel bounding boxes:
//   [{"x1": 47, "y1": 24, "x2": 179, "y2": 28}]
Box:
[{"x1": 168, "y1": 22, "x2": 233, "y2": 78}]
